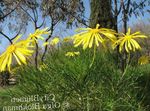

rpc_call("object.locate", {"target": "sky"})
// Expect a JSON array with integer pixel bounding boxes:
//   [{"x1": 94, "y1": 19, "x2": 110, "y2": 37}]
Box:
[{"x1": 0, "y1": 0, "x2": 149, "y2": 52}]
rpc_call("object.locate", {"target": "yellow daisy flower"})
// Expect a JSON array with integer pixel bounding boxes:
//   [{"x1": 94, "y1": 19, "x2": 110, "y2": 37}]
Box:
[
  {"x1": 28, "y1": 28, "x2": 50, "y2": 42},
  {"x1": 138, "y1": 55, "x2": 150, "y2": 65},
  {"x1": 63, "y1": 37, "x2": 72, "y2": 42},
  {"x1": 73, "y1": 24, "x2": 116, "y2": 50},
  {"x1": 113, "y1": 28, "x2": 147, "y2": 53},
  {"x1": 43, "y1": 42, "x2": 49, "y2": 46},
  {"x1": 0, "y1": 35, "x2": 34, "y2": 72},
  {"x1": 38, "y1": 63, "x2": 48, "y2": 71},
  {"x1": 43, "y1": 37, "x2": 60, "y2": 46},
  {"x1": 65, "y1": 51, "x2": 80, "y2": 57},
  {"x1": 50, "y1": 37, "x2": 60, "y2": 45}
]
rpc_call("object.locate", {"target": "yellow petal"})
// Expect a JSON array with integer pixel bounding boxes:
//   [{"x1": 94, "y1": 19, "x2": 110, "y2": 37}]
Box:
[
  {"x1": 130, "y1": 39, "x2": 141, "y2": 50},
  {"x1": 13, "y1": 35, "x2": 22, "y2": 43},
  {"x1": 96, "y1": 24, "x2": 100, "y2": 29},
  {"x1": 1, "y1": 54, "x2": 9, "y2": 71},
  {"x1": 13, "y1": 53, "x2": 22, "y2": 65},
  {"x1": 127, "y1": 40, "x2": 132, "y2": 50},
  {"x1": 95, "y1": 36, "x2": 99, "y2": 47},
  {"x1": 15, "y1": 50, "x2": 27, "y2": 64},
  {"x1": 125, "y1": 41, "x2": 129, "y2": 53},
  {"x1": 126, "y1": 28, "x2": 131, "y2": 35},
  {"x1": 43, "y1": 42, "x2": 49, "y2": 46},
  {"x1": 89, "y1": 34, "x2": 94, "y2": 48},
  {"x1": 7, "y1": 53, "x2": 12, "y2": 71}
]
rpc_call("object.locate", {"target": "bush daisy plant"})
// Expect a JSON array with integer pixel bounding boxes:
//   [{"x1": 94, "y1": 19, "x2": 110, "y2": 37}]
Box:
[
  {"x1": 112, "y1": 28, "x2": 147, "y2": 75},
  {"x1": 0, "y1": 25, "x2": 148, "y2": 73},
  {"x1": 72, "y1": 24, "x2": 117, "y2": 67},
  {"x1": 0, "y1": 24, "x2": 149, "y2": 111},
  {"x1": 71, "y1": 24, "x2": 147, "y2": 70},
  {"x1": 0, "y1": 28, "x2": 50, "y2": 72}
]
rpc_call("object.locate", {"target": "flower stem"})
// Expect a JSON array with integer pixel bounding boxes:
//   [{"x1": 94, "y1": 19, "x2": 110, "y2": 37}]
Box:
[
  {"x1": 89, "y1": 44, "x2": 96, "y2": 68},
  {"x1": 121, "y1": 53, "x2": 130, "y2": 80}
]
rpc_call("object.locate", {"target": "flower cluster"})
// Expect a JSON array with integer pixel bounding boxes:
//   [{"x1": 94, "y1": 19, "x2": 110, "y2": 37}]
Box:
[
  {"x1": 0, "y1": 24, "x2": 148, "y2": 73},
  {"x1": 72, "y1": 24, "x2": 147, "y2": 53},
  {"x1": 69, "y1": 24, "x2": 147, "y2": 67}
]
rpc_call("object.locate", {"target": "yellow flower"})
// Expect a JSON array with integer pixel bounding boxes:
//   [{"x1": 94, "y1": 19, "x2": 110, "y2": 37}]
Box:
[
  {"x1": 28, "y1": 28, "x2": 50, "y2": 42},
  {"x1": 50, "y1": 37, "x2": 60, "y2": 45},
  {"x1": 0, "y1": 35, "x2": 34, "y2": 72},
  {"x1": 43, "y1": 42, "x2": 49, "y2": 46},
  {"x1": 65, "y1": 51, "x2": 80, "y2": 57},
  {"x1": 38, "y1": 63, "x2": 48, "y2": 71},
  {"x1": 73, "y1": 24, "x2": 116, "y2": 50},
  {"x1": 10, "y1": 66, "x2": 20, "y2": 75},
  {"x1": 138, "y1": 55, "x2": 150, "y2": 65},
  {"x1": 43, "y1": 37, "x2": 60, "y2": 46},
  {"x1": 63, "y1": 37, "x2": 72, "y2": 42},
  {"x1": 113, "y1": 28, "x2": 147, "y2": 53}
]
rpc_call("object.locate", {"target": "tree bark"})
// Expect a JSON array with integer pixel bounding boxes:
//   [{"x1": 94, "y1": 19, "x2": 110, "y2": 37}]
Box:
[{"x1": 89, "y1": 0, "x2": 114, "y2": 28}]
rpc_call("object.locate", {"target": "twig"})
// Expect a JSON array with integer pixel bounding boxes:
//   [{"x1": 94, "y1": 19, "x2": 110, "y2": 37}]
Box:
[{"x1": 0, "y1": 31, "x2": 12, "y2": 44}]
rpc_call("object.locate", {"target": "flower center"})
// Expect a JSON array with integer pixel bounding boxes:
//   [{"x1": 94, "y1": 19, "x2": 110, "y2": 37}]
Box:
[
  {"x1": 125, "y1": 35, "x2": 131, "y2": 40},
  {"x1": 7, "y1": 45, "x2": 16, "y2": 53},
  {"x1": 92, "y1": 29, "x2": 99, "y2": 33}
]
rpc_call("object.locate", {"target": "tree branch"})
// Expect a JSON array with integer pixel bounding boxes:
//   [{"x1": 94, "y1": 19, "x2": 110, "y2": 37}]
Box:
[
  {"x1": 20, "y1": 6, "x2": 35, "y2": 22},
  {"x1": 131, "y1": 0, "x2": 147, "y2": 13},
  {"x1": 0, "y1": 31, "x2": 12, "y2": 44},
  {"x1": 41, "y1": 22, "x2": 54, "y2": 62},
  {"x1": 11, "y1": 26, "x2": 22, "y2": 41},
  {"x1": 0, "y1": 0, "x2": 22, "y2": 21},
  {"x1": 37, "y1": 18, "x2": 45, "y2": 29},
  {"x1": 58, "y1": 4, "x2": 89, "y2": 27}
]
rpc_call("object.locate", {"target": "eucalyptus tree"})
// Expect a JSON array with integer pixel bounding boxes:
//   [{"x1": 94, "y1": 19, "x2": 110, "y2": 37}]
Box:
[
  {"x1": 89, "y1": 0, "x2": 114, "y2": 28},
  {"x1": 40, "y1": 0, "x2": 85, "y2": 62},
  {"x1": 0, "y1": 0, "x2": 30, "y2": 41},
  {"x1": 112, "y1": 0, "x2": 149, "y2": 33}
]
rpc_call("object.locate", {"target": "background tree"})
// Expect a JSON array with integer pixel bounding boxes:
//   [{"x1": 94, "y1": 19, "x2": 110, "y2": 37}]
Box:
[
  {"x1": 89, "y1": 0, "x2": 114, "y2": 28},
  {"x1": 0, "y1": 0, "x2": 30, "y2": 34},
  {"x1": 112, "y1": 0, "x2": 149, "y2": 33},
  {"x1": 41, "y1": 0, "x2": 85, "y2": 62}
]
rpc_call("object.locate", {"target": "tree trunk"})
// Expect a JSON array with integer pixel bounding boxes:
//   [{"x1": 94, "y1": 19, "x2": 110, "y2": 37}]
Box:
[{"x1": 89, "y1": 0, "x2": 114, "y2": 28}]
